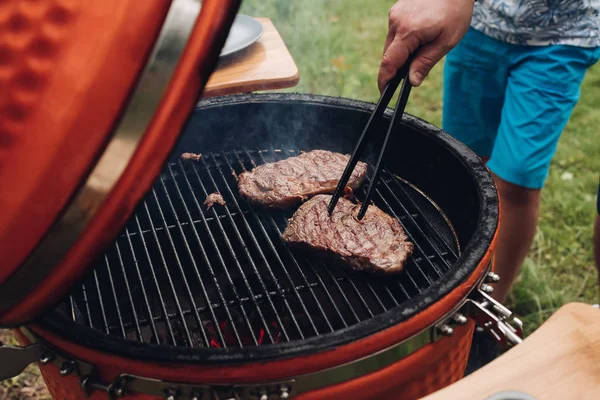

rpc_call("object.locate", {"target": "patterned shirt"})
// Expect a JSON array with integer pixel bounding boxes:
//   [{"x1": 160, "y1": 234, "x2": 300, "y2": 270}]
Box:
[{"x1": 471, "y1": 0, "x2": 600, "y2": 47}]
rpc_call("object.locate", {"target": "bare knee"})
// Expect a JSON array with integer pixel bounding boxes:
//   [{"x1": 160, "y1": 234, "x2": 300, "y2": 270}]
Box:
[{"x1": 492, "y1": 173, "x2": 541, "y2": 207}]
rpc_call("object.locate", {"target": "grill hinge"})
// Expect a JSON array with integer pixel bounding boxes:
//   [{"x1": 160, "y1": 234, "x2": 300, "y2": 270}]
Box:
[{"x1": 434, "y1": 271, "x2": 523, "y2": 347}]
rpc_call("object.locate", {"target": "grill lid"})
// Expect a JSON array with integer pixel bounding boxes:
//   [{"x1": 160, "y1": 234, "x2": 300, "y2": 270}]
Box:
[{"x1": 0, "y1": 0, "x2": 242, "y2": 327}]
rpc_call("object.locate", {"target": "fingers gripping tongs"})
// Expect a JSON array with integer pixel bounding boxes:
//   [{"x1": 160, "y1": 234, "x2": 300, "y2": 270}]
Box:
[{"x1": 328, "y1": 56, "x2": 415, "y2": 219}]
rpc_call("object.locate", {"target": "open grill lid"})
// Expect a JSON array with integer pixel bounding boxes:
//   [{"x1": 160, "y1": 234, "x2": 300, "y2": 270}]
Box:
[{"x1": 0, "y1": 0, "x2": 242, "y2": 327}]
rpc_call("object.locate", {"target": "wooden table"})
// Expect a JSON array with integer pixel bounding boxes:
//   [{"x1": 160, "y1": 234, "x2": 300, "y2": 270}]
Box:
[
  {"x1": 423, "y1": 302, "x2": 600, "y2": 400},
  {"x1": 202, "y1": 18, "x2": 300, "y2": 98}
]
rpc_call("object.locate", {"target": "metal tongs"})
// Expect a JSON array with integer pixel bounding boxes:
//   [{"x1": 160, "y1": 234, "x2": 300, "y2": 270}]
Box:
[{"x1": 328, "y1": 55, "x2": 415, "y2": 219}]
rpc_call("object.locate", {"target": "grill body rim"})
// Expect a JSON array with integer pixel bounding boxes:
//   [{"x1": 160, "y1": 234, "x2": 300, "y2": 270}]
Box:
[
  {"x1": 17, "y1": 321, "x2": 476, "y2": 399},
  {"x1": 29, "y1": 260, "x2": 492, "y2": 374},
  {"x1": 34, "y1": 93, "x2": 499, "y2": 365}
]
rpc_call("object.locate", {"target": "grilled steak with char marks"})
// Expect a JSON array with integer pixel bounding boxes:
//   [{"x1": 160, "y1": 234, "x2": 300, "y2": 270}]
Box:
[
  {"x1": 238, "y1": 150, "x2": 367, "y2": 209},
  {"x1": 282, "y1": 194, "x2": 414, "y2": 274}
]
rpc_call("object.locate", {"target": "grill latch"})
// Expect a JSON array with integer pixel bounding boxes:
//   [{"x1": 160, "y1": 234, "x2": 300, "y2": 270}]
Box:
[
  {"x1": 468, "y1": 287, "x2": 524, "y2": 347},
  {"x1": 434, "y1": 271, "x2": 523, "y2": 347}
]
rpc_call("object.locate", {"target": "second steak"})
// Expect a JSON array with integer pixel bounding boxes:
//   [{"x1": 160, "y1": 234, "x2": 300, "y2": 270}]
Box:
[
  {"x1": 282, "y1": 195, "x2": 414, "y2": 274},
  {"x1": 238, "y1": 150, "x2": 368, "y2": 209}
]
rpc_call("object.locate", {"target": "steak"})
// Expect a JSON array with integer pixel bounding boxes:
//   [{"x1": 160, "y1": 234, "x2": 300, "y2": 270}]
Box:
[
  {"x1": 282, "y1": 195, "x2": 413, "y2": 274},
  {"x1": 238, "y1": 150, "x2": 368, "y2": 209}
]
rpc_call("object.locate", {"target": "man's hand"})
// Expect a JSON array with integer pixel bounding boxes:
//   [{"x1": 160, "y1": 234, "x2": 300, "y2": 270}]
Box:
[{"x1": 378, "y1": 0, "x2": 474, "y2": 91}]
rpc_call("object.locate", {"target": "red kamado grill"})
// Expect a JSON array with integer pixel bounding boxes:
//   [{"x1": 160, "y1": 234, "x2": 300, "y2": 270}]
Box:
[
  {"x1": 0, "y1": 1, "x2": 522, "y2": 398},
  {"x1": 3, "y1": 93, "x2": 523, "y2": 400}
]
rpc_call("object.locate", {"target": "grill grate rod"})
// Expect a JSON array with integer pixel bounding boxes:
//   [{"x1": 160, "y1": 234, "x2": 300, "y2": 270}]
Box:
[
  {"x1": 123, "y1": 226, "x2": 160, "y2": 343},
  {"x1": 157, "y1": 175, "x2": 218, "y2": 347},
  {"x1": 104, "y1": 255, "x2": 127, "y2": 338},
  {"x1": 151, "y1": 185, "x2": 212, "y2": 347},
  {"x1": 80, "y1": 283, "x2": 94, "y2": 328},
  {"x1": 176, "y1": 160, "x2": 254, "y2": 347},
  {"x1": 201, "y1": 155, "x2": 291, "y2": 342},
  {"x1": 142, "y1": 198, "x2": 194, "y2": 346},
  {"x1": 92, "y1": 269, "x2": 111, "y2": 334},
  {"x1": 188, "y1": 162, "x2": 262, "y2": 345},
  {"x1": 133, "y1": 214, "x2": 178, "y2": 345},
  {"x1": 231, "y1": 151, "x2": 332, "y2": 333},
  {"x1": 213, "y1": 152, "x2": 311, "y2": 338},
  {"x1": 69, "y1": 295, "x2": 77, "y2": 322},
  {"x1": 166, "y1": 163, "x2": 231, "y2": 347},
  {"x1": 114, "y1": 241, "x2": 144, "y2": 341}
]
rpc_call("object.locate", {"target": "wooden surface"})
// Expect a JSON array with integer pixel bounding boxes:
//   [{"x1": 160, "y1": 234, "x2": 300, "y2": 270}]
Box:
[
  {"x1": 203, "y1": 18, "x2": 299, "y2": 98},
  {"x1": 423, "y1": 302, "x2": 600, "y2": 400}
]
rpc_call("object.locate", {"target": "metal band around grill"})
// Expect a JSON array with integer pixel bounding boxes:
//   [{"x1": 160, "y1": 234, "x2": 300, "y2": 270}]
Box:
[
  {"x1": 0, "y1": 0, "x2": 202, "y2": 316},
  {"x1": 0, "y1": 268, "x2": 523, "y2": 400}
]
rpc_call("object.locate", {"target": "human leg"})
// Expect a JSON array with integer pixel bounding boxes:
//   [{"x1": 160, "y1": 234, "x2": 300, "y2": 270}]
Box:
[
  {"x1": 487, "y1": 44, "x2": 600, "y2": 302},
  {"x1": 491, "y1": 175, "x2": 541, "y2": 301}
]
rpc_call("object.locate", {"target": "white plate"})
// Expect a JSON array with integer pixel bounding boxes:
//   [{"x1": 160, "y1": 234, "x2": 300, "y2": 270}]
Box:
[{"x1": 220, "y1": 14, "x2": 264, "y2": 57}]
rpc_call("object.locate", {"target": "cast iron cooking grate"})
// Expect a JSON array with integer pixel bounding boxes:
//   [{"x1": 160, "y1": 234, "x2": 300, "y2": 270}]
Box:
[{"x1": 62, "y1": 149, "x2": 460, "y2": 348}]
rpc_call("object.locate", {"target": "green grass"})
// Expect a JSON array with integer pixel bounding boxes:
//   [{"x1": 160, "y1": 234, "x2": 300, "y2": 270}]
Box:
[{"x1": 240, "y1": 0, "x2": 600, "y2": 335}]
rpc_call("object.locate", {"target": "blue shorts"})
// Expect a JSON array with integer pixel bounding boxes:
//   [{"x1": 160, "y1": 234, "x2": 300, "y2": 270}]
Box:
[{"x1": 443, "y1": 28, "x2": 600, "y2": 189}]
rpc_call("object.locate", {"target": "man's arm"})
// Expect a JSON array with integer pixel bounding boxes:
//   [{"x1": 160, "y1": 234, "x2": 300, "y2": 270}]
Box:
[{"x1": 378, "y1": 0, "x2": 475, "y2": 91}]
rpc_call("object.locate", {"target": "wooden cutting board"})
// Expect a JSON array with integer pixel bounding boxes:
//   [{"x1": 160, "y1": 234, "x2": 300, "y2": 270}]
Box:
[{"x1": 422, "y1": 302, "x2": 600, "y2": 400}]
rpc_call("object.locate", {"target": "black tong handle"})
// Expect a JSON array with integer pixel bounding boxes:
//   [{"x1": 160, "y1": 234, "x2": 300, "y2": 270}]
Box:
[{"x1": 328, "y1": 54, "x2": 415, "y2": 218}]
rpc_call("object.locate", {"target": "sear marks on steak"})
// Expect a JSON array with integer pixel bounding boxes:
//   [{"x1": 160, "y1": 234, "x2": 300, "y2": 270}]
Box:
[
  {"x1": 282, "y1": 195, "x2": 414, "y2": 274},
  {"x1": 238, "y1": 150, "x2": 367, "y2": 209},
  {"x1": 181, "y1": 152, "x2": 202, "y2": 161},
  {"x1": 204, "y1": 192, "x2": 226, "y2": 209}
]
